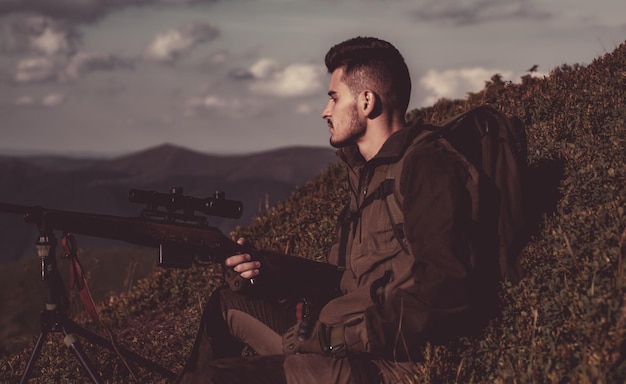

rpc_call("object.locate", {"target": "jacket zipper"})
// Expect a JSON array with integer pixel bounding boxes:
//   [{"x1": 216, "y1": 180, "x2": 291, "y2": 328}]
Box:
[
  {"x1": 356, "y1": 165, "x2": 375, "y2": 244},
  {"x1": 359, "y1": 188, "x2": 366, "y2": 243}
]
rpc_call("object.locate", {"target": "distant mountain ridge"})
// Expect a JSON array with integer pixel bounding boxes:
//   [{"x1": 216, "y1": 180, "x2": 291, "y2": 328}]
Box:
[{"x1": 0, "y1": 144, "x2": 337, "y2": 263}]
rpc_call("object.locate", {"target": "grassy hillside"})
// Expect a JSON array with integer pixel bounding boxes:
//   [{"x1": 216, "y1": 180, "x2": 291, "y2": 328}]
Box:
[{"x1": 1, "y1": 40, "x2": 625, "y2": 382}]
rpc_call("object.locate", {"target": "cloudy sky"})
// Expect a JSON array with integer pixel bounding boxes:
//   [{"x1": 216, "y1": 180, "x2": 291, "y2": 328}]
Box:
[{"x1": 0, "y1": 0, "x2": 624, "y2": 157}]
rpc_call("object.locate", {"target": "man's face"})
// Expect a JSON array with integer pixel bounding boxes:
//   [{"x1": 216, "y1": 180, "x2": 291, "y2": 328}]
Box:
[{"x1": 321, "y1": 68, "x2": 365, "y2": 148}]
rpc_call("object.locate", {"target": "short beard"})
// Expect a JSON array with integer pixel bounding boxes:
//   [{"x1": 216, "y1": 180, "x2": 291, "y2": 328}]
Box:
[{"x1": 329, "y1": 106, "x2": 364, "y2": 148}]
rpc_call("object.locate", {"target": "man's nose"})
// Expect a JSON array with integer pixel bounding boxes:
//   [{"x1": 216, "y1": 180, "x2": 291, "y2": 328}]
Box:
[{"x1": 321, "y1": 101, "x2": 331, "y2": 119}]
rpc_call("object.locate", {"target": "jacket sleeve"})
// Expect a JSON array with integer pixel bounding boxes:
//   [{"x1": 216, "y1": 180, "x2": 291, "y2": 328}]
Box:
[{"x1": 354, "y1": 141, "x2": 477, "y2": 360}]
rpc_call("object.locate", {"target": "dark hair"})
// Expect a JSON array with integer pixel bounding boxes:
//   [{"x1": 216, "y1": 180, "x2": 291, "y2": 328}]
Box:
[{"x1": 324, "y1": 36, "x2": 411, "y2": 114}]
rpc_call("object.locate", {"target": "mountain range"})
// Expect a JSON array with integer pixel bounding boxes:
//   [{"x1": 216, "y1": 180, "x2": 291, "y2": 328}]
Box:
[{"x1": 0, "y1": 144, "x2": 337, "y2": 263}]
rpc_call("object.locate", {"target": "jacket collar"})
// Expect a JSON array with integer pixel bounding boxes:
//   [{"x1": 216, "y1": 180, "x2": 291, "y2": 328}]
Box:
[{"x1": 337, "y1": 120, "x2": 424, "y2": 169}]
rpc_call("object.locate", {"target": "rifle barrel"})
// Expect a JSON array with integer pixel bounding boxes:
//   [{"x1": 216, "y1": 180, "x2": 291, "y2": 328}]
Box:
[
  {"x1": 0, "y1": 202, "x2": 37, "y2": 215},
  {"x1": 0, "y1": 202, "x2": 236, "y2": 262}
]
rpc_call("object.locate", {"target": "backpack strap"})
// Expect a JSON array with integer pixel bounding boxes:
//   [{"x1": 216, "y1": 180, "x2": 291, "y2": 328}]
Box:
[
  {"x1": 383, "y1": 162, "x2": 410, "y2": 254},
  {"x1": 379, "y1": 120, "x2": 483, "y2": 257},
  {"x1": 381, "y1": 126, "x2": 442, "y2": 255},
  {"x1": 336, "y1": 205, "x2": 351, "y2": 271}
]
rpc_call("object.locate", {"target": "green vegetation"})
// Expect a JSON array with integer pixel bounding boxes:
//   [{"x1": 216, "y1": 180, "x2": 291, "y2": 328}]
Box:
[{"x1": 1, "y1": 41, "x2": 625, "y2": 382}]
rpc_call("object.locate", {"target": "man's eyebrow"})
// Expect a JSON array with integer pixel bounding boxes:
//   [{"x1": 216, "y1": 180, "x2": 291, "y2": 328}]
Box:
[{"x1": 327, "y1": 91, "x2": 337, "y2": 97}]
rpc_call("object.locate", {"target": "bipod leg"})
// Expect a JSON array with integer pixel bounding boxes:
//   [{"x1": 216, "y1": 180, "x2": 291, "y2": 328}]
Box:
[
  {"x1": 20, "y1": 330, "x2": 48, "y2": 384},
  {"x1": 20, "y1": 305, "x2": 105, "y2": 384},
  {"x1": 65, "y1": 318, "x2": 177, "y2": 380},
  {"x1": 61, "y1": 325, "x2": 104, "y2": 384},
  {"x1": 19, "y1": 231, "x2": 104, "y2": 383}
]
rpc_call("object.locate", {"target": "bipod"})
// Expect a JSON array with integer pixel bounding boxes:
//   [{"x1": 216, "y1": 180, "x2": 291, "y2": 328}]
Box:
[{"x1": 20, "y1": 231, "x2": 177, "y2": 383}]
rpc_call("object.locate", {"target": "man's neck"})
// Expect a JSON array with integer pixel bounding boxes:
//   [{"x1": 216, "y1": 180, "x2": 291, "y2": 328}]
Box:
[{"x1": 357, "y1": 115, "x2": 405, "y2": 161}]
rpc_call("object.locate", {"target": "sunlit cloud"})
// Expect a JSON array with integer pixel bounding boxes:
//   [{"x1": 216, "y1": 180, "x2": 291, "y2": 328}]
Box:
[
  {"x1": 14, "y1": 56, "x2": 58, "y2": 83},
  {"x1": 0, "y1": 15, "x2": 80, "y2": 54},
  {"x1": 144, "y1": 21, "x2": 219, "y2": 63},
  {"x1": 418, "y1": 67, "x2": 514, "y2": 105},
  {"x1": 249, "y1": 58, "x2": 280, "y2": 79},
  {"x1": 248, "y1": 60, "x2": 324, "y2": 98},
  {"x1": 29, "y1": 24, "x2": 74, "y2": 55},
  {"x1": 42, "y1": 92, "x2": 66, "y2": 107}
]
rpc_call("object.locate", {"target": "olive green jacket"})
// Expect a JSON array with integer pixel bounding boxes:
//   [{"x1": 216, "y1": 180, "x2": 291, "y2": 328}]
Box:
[{"x1": 319, "y1": 122, "x2": 481, "y2": 361}]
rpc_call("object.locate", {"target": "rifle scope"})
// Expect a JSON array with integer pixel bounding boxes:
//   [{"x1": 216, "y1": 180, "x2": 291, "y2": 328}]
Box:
[{"x1": 129, "y1": 187, "x2": 243, "y2": 219}]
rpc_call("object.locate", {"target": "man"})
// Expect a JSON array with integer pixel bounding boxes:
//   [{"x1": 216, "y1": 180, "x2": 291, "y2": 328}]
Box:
[{"x1": 177, "y1": 36, "x2": 490, "y2": 384}]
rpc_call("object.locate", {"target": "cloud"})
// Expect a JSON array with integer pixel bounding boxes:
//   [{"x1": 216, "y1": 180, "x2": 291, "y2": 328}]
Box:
[
  {"x1": 185, "y1": 94, "x2": 262, "y2": 118},
  {"x1": 13, "y1": 93, "x2": 65, "y2": 107},
  {"x1": 0, "y1": 15, "x2": 81, "y2": 54},
  {"x1": 2, "y1": 15, "x2": 131, "y2": 83},
  {"x1": 2, "y1": 13, "x2": 132, "y2": 85},
  {"x1": 14, "y1": 56, "x2": 58, "y2": 83},
  {"x1": 209, "y1": 50, "x2": 229, "y2": 64},
  {"x1": 29, "y1": 23, "x2": 75, "y2": 55},
  {"x1": 0, "y1": 0, "x2": 218, "y2": 24},
  {"x1": 187, "y1": 59, "x2": 325, "y2": 119},
  {"x1": 12, "y1": 50, "x2": 131, "y2": 83},
  {"x1": 296, "y1": 103, "x2": 315, "y2": 115},
  {"x1": 42, "y1": 92, "x2": 66, "y2": 107},
  {"x1": 249, "y1": 58, "x2": 280, "y2": 79},
  {"x1": 248, "y1": 59, "x2": 324, "y2": 98},
  {"x1": 415, "y1": 0, "x2": 551, "y2": 25},
  {"x1": 144, "y1": 21, "x2": 219, "y2": 63},
  {"x1": 229, "y1": 68, "x2": 254, "y2": 80},
  {"x1": 418, "y1": 67, "x2": 514, "y2": 105},
  {"x1": 14, "y1": 95, "x2": 35, "y2": 106},
  {"x1": 64, "y1": 51, "x2": 132, "y2": 79}
]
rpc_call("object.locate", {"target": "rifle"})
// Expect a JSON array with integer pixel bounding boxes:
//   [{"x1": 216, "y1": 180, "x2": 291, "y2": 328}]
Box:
[{"x1": 0, "y1": 187, "x2": 341, "y2": 298}]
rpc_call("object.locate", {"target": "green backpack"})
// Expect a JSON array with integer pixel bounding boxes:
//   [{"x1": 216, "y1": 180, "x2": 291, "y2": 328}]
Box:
[{"x1": 382, "y1": 105, "x2": 527, "y2": 284}]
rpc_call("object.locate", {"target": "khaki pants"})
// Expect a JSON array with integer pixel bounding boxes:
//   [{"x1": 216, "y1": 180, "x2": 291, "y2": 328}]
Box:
[{"x1": 176, "y1": 287, "x2": 380, "y2": 384}]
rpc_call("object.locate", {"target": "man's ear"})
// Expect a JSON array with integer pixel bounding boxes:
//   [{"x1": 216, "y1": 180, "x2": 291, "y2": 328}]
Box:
[{"x1": 360, "y1": 90, "x2": 381, "y2": 118}]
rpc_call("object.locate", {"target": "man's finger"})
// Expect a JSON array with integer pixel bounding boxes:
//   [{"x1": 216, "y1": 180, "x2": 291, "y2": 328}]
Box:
[
  {"x1": 239, "y1": 269, "x2": 260, "y2": 279},
  {"x1": 225, "y1": 253, "x2": 251, "y2": 267},
  {"x1": 234, "y1": 261, "x2": 260, "y2": 273}
]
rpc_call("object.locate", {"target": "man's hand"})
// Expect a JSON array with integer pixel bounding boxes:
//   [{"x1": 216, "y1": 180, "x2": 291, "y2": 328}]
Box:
[
  {"x1": 224, "y1": 238, "x2": 261, "y2": 279},
  {"x1": 224, "y1": 238, "x2": 261, "y2": 292}
]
